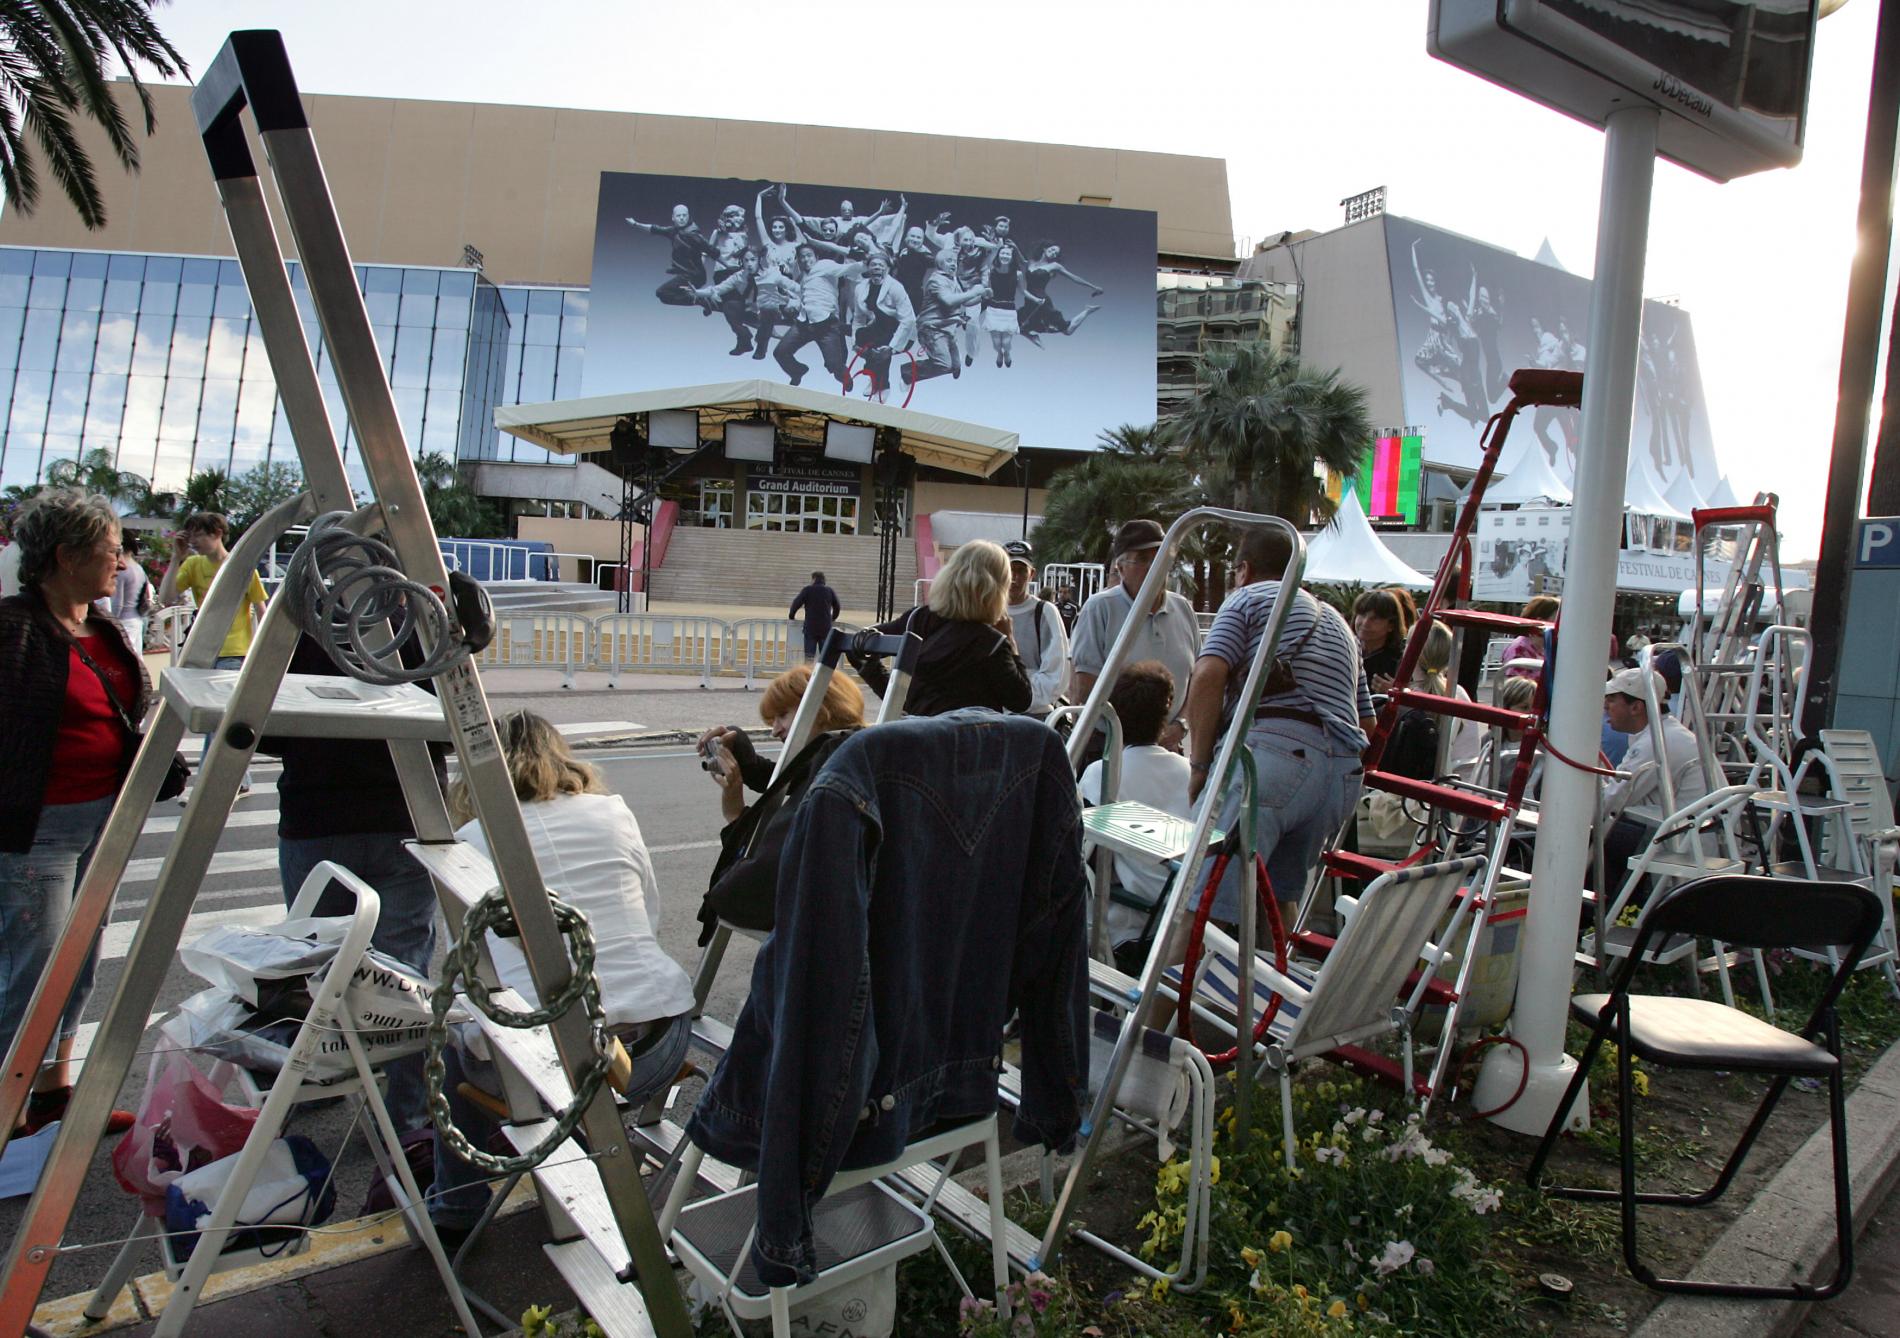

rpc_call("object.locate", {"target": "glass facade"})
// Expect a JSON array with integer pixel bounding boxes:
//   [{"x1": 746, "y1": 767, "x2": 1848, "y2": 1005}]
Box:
[{"x1": 0, "y1": 245, "x2": 582, "y2": 500}]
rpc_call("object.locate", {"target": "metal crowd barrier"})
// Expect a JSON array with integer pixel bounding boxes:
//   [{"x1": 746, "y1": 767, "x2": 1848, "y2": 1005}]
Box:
[
  {"x1": 729, "y1": 617, "x2": 803, "y2": 686},
  {"x1": 470, "y1": 611, "x2": 593, "y2": 688},
  {"x1": 152, "y1": 605, "x2": 197, "y2": 666},
  {"x1": 595, "y1": 613, "x2": 726, "y2": 688}
]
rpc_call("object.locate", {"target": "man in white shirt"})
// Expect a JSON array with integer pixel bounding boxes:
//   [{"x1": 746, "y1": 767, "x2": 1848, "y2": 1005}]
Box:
[
  {"x1": 1600, "y1": 664, "x2": 1710, "y2": 897},
  {"x1": 1069, "y1": 518, "x2": 1201, "y2": 749},
  {"x1": 1079, "y1": 661, "x2": 1193, "y2": 955},
  {"x1": 849, "y1": 252, "x2": 917, "y2": 398},
  {"x1": 773, "y1": 243, "x2": 865, "y2": 391},
  {"x1": 1003, "y1": 539, "x2": 1068, "y2": 715}
]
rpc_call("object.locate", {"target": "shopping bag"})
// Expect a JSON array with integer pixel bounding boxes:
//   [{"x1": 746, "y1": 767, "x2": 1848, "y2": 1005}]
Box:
[
  {"x1": 162, "y1": 1134, "x2": 336, "y2": 1260},
  {"x1": 111, "y1": 1051, "x2": 259, "y2": 1216}
]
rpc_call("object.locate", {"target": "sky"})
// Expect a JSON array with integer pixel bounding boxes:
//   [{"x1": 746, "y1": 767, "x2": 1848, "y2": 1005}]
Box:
[{"x1": 140, "y1": 0, "x2": 1892, "y2": 558}]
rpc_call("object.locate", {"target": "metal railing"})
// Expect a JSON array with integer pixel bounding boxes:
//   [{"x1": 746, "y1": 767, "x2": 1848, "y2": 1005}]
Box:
[
  {"x1": 470, "y1": 611, "x2": 593, "y2": 688},
  {"x1": 728, "y1": 617, "x2": 803, "y2": 686},
  {"x1": 151, "y1": 604, "x2": 197, "y2": 666},
  {"x1": 595, "y1": 613, "x2": 725, "y2": 688}
]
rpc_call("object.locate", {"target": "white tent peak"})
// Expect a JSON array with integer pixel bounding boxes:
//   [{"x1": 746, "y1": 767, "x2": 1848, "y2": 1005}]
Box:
[
  {"x1": 1624, "y1": 451, "x2": 1691, "y2": 521},
  {"x1": 1533, "y1": 238, "x2": 1568, "y2": 272},
  {"x1": 1703, "y1": 475, "x2": 1744, "y2": 509},
  {"x1": 1661, "y1": 467, "x2": 1705, "y2": 518},
  {"x1": 1483, "y1": 437, "x2": 1573, "y2": 506},
  {"x1": 1305, "y1": 488, "x2": 1433, "y2": 589}
]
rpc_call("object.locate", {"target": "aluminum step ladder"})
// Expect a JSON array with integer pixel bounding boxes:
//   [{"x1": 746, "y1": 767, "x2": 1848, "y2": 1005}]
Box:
[
  {"x1": 1689, "y1": 496, "x2": 1785, "y2": 785},
  {"x1": 0, "y1": 31, "x2": 691, "y2": 1338},
  {"x1": 1295, "y1": 368, "x2": 1582, "y2": 1108}
]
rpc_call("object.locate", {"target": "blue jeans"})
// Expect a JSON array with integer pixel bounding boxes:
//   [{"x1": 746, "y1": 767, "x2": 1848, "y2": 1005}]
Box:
[
  {"x1": 429, "y1": 1013, "x2": 692, "y2": 1230},
  {"x1": 280, "y1": 832, "x2": 439, "y2": 1130},
  {"x1": 1213, "y1": 720, "x2": 1365, "y2": 922},
  {"x1": 0, "y1": 794, "x2": 116, "y2": 1068}
]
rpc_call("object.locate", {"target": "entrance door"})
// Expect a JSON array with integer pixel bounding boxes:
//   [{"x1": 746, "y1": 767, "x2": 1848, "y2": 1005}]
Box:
[{"x1": 699, "y1": 480, "x2": 733, "y2": 528}]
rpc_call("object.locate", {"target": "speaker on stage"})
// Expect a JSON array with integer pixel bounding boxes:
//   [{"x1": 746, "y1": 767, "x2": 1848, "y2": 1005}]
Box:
[{"x1": 610, "y1": 415, "x2": 647, "y2": 470}]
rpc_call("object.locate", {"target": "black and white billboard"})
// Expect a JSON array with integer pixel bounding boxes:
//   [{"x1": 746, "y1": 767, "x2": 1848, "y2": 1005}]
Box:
[
  {"x1": 583, "y1": 172, "x2": 1159, "y2": 453},
  {"x1": 1385, "y1": 215, "x2": 1720, "y2": 495}
]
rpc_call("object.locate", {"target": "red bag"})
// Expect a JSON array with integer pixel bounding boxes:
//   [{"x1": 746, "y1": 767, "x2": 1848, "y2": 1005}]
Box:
[{"x1": 111, "y1": 1052, "x2": 258, "y2": 1216}]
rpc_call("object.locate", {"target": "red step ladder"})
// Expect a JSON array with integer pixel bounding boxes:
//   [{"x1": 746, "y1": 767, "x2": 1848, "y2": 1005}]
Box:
[{"x1": 1295, "y1": 368, "x2": 1582, "y2": 1106}]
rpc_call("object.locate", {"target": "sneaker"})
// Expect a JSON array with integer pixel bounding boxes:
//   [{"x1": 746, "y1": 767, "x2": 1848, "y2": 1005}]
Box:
[{"x1": 24, "y1": 1088, "x2": 134, "y2": 1137}]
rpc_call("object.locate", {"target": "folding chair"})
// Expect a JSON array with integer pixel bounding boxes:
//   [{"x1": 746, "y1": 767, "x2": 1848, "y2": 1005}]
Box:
[
  {"x1": 1527, "y1": 875, "x2": 1885, "y2": 1299},
  {"x1": 1164, "y1": 856, "x2": 1485, "y2": 1167}
]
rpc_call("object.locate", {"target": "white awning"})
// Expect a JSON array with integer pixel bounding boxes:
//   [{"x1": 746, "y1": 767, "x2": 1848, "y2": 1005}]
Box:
[
  {"x1": 1662, "y1": 468, "x2": 1706, "y2": 518},
  {"x1": 1482, "y1": 438, "x2": 1573, "y2": 506},
  {"x1": 494, "y1": 379, "x2": 1018, "y2": 478},
  {"x1": 1305, "y1": 489, "x2": 1433, "y2": 589},
  {"x1": 1703, "y1": 475, "x2": 1744, "y2": 510},
  {"x1": 1624, "y1": 453, "x2": 1692, "y2": 522}
]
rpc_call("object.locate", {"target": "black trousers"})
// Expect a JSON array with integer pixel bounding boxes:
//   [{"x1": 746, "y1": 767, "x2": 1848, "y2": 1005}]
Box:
[{"x1": 774, "y1": 316, "x2": 848, "y2": 387}]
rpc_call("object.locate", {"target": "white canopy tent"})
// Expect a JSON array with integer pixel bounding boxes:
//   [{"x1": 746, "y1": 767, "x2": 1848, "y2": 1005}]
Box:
[
  {"x1": 1305, "y1": 488, "x2": 1433, "y2": 589},
  {"x1": 1661, "y1": 466, "x2": 1705, "y2": 518},
  {"x1": 1623, "y1": 452, "x2": 1691, "y2": 522},
  {"x1": 1703, "y1": 475, "x2": 1744, "y2": 509},
  {"x1": 1482, "y1": 438, "x2": 1574, "y2": 506}
]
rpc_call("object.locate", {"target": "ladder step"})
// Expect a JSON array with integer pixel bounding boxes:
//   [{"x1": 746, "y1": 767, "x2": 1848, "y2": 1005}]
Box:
[
  {"x1": 888, "y1": 1166, "x2": 1041, "y2": 1271},
  {"x1": 472, "y1": 992, "x2": 574, "y2": 1109},
  {"x1": 1363, "y1": 772, "x2": 1509, "y2": 823},
  {"x1": 1432, "y1": 608, "x2": 1550, "y2": 636},
  {"x1": 405, "y1": 839, "x2": 496, "y2": 912},
  {"x1": 690, "y1": 1014, "x2": 734, "y2": 1062},
  {"x1": 160, "y1": 668, "x2": 453, "y2": 740},
  {"x1": 1694, "y1": 505, "x2": 1776, "y2": 529},
  {"x1": 504, "y1": 1123, "x2": 632, "y2": 1276},
  {"x1": 1505, "y1": 367, "x2": 1584, "y2": 406},
  {"x1": 542, "y1": 1240, "x2": 656, "y2": 1338},
  {"x1": 627, "y1": 1119, "x2": 746, "y2": 1196},
  {"x1": 1388, "y1": 687, "x2": 1536, "y2": 731},
  {"x1": 1082, "y1": 801, "x2": 1219, "y2": 867},
  {"x1": 1320, "y1": 850, "x2": 1403, "y2": 882}
]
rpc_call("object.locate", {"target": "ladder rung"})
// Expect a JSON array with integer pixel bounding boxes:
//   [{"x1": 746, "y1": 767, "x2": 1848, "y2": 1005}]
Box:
[
  {"x1": 505, "y1": 1122, "x2": 631, "y2": 1274},
  {"x1": 1365, "y1": 772, "x2": 1509, "y2": 823},
  {"x1": 542, "y1": 1240, "x2": 654, "y2": 1338},
  {"x1": 472, "y1": 992, "x2": 573, "y2": 1109},
  {"x1": 1694, "y1": 505, "x2": 1776, "y2": 528},
  {"x1": 1505, "y1": 367, "x2": 1584, "y2": 407},
  {"x1": 1389, "y1": 687, "x2": 1536, "y2": 731},
  {"x1": 1321, "y1": 850, "x2": 1403, "y2": 882},
  {"x1": 405, "y1": 839, "x2": 496, "y2": 911},
  {"x1": 1433, "y1": 608, "x2": 1550, "y2": 636},
  {"x1": 888, "y1": 1166, "x2": 1040, "y2": 1271}
]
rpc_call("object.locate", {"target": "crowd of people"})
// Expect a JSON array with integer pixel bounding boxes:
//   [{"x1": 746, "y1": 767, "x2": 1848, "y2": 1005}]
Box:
[{"x1": 627, "y1": 186, "x2": 1106, "y2": 397}]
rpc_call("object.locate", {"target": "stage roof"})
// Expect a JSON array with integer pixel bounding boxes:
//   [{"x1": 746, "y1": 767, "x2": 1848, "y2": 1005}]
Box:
[{"x1": 494, "y1": 380, "x2": 1019, "y2": 478}]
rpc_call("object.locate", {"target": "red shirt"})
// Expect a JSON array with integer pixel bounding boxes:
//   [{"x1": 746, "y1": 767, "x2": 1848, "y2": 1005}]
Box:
[{"x1": 44, "y1": 634, "x2": 135, "y2": 806}]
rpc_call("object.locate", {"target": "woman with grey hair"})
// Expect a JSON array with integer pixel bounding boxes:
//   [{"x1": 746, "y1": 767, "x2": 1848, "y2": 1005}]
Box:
[{"x1": 0, "y1": 488, "x2": 147, "y2": 1135}]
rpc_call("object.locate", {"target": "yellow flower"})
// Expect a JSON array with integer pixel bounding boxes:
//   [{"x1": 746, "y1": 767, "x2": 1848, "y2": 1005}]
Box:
[
  {"x1": 1151, "y1": 1277, "x2": 1171, "y2": 1300},
  {"x1": 1293, "y1": 1284, "x2": 1309, "y2": 1300},
  {"x1": 1268, "y1": 1229, "x2": 1294, "y2": 1253},
  {"x1": 1240, "y1": 1246, "x2": 1263, "y2": 1268},
  {"x1": 1208, "y1": 1155, "x2": 1222, "y2": 1185},
  {"x1": 1327, "y1": 1298, "x2": 1348, "y2": 1319},
  {"x1": 1632, "y1": 1070, "x2": 1651, "y2": 1097},
  {"x1": 1228, "y1": 1301, "x2": 1247, "y2": 1331},
  {"x1": 1357, "y1": 1292, "x2": 1370, "y2": 1311}
]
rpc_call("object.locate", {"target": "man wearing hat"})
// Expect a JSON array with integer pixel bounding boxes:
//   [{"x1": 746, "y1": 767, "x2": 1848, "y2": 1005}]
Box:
[
  {"x1": 1600, "y1": 663, "x2": 1708, "y2": 894},
  {"x1": 1003, "y1": 539, "x2": 1069, "y2": 715},
  {"x1": 1069, "y1": 518, "x2": 1201, "y2": 749}
]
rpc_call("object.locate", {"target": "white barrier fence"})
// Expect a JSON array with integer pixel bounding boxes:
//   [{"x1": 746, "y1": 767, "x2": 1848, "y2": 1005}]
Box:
[
  {"x1": 596, "y1": 613, "x2": 726, "y2": 688},
  {"x1": 471, "y1": 612, "x2": 594, "y2": 688}
]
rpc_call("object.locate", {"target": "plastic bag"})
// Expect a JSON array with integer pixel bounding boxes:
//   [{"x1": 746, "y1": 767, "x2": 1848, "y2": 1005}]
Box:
[
  {"x1": 163, "y1": 1133, "x2": 336, "y2": 1260},
  {"x1": 111, "y1": 1051, "x2": 259, "y2": 1216}
]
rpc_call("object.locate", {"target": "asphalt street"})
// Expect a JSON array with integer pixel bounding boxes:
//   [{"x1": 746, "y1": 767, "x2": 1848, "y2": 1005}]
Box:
[{"x1": 0, "y1": 734, "x2": 765, "y2": 1315}]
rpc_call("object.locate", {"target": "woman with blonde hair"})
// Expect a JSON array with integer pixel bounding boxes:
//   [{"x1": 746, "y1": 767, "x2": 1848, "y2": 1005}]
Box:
[
  {"x1": 433, "y1": 710, "x2": 695, "y2": 1241},
  {"x1": 852, "y1": 538, "x2": 1030, "y2": 715},
  {"x1": 695, "y1": 663, "x2": 867, "y2": 937}
]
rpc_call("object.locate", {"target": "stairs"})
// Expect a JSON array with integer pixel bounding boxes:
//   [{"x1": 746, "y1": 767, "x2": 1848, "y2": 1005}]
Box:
[{"x1": 651, "y1": 528, "x2": 915, "y2": 614}]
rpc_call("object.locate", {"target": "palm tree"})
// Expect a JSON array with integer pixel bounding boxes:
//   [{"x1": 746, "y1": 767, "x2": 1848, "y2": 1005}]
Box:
[
  {"x1": 1033, "y1": 423, "x2": 1195, "y2": 567},
  {"x1": 0, "y1": 1, "x2": 189, "y2": 229},
  {"x1": 179, "y1": 466, "x2": 231, "y2": 519},
  {"x1": 1168, "y1": 340, "x2": 1373, "y2": 527},
  {"x1": 43, "y1": 445, "x2": 148, "y2": 510}
]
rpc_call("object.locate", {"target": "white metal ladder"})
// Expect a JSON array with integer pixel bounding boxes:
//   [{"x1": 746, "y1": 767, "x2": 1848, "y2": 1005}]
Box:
[{"x1": 0, "y1": 31, "x2": 691, "y2": 1338}]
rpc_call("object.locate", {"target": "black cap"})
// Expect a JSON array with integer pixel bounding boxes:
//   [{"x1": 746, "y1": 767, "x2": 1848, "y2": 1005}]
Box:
[
  {"x1": 1003, "y1": 539, "x2": 1034, "y2": 565},
  {"x1": 1110, "y1": 518, "x2": 1165, "y2": 562}
]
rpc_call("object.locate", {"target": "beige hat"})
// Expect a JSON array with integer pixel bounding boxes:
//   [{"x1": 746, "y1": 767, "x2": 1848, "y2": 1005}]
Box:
[{"x1": 1604, "y1": 666, "x2": 1665, "y2": 701}]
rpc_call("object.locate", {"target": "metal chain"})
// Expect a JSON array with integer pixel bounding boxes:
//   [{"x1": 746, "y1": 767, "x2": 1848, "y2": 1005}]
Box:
[
  {"x1": 424, "y1": 890, "x2": 612, "y2": 1175},
  {"x1": 283, "y1": 510, "x2": 468, "y2": 684}
]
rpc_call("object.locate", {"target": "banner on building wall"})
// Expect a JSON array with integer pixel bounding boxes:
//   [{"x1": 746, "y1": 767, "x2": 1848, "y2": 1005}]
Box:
[
  {"x1": 1383, "y1": 216, "x2": 1719, "y2": 495},
  {"x1": 1474, "y1": 506, "x2": 1723, "y2": 601},
  {"x1": 583, "y1": 172, "x2": 1158, "y2": 453}
]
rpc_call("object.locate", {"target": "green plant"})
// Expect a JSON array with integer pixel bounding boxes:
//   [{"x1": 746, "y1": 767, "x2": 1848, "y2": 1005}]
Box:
[
  {"x1": 0, "y1": 0, "x2": 188, "y2": 229},
  {"x1": 520, "y1": 1303, "x2": 603, "y2": 1338},
  {"x1": 226, "y1": 461, "x2": 305, "y2": 531},
  {"x1": 1034, "y1": 423, "x2": 1196, "y2": 568}
]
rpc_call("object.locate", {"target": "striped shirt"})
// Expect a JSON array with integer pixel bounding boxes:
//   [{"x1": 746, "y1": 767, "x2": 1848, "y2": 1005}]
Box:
[{"x1": 1201, "y1": 581, "x2": 1372, "y2": 754}]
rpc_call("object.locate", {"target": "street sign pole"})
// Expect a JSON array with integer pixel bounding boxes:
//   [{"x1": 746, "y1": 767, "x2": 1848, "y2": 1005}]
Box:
[{"x1": 1472, "y1": 103, "x2": 1661, "y2": 1133}]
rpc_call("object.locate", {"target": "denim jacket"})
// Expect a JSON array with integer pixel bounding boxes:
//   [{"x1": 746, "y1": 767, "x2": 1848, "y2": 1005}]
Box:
[{"x1": 685, "y1": 710, "x2": 1089, "y2": 1286}]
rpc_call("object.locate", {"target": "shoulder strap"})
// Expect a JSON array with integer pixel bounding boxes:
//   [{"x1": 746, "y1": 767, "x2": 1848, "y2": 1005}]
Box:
[{"x1": 68, "y1": 633, "x2": 140, "y2": 740}]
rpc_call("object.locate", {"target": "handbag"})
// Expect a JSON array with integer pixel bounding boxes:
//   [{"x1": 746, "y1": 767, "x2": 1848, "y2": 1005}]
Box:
[{"x1": 69, "y1": 632, "x2": 190, "y2": 801}]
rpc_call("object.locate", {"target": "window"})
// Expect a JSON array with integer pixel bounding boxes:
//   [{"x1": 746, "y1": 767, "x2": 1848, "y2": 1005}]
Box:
[{"x1": 744, "y1": 489, "x2": 860, "y2": 534}]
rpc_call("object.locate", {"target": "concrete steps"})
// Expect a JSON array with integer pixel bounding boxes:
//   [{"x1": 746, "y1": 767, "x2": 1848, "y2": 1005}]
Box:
[
  {"x1": 484, "y1": 581, "x2": 619, "y2": 616},
  {"x1": 653, "y1": 528, "x2": 915, "y2": 614}
]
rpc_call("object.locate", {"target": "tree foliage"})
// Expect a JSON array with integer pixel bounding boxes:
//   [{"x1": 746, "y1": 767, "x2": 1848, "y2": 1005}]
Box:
[
  {"x1": 0, "y1": 0, "x2": 189, "y2": 229},
  {"x1": 226, "y1": 462, "x2": 305, "y2": 531},
  {"x1": 1168, "y1": 340, "x2": 1373, "y2": 527},
  {"x1": 43, "y1": 445, "x2": 149, "y2": 510},
  {"x1": 179, "y1": 467, "x2": 231, "y2": 519},
  {"x1": 417, "y1": 451, "x2": 507, "y2": 539},
  {"x1": 1033, "y1": 424, "x2": 1195, "y2": 567}
]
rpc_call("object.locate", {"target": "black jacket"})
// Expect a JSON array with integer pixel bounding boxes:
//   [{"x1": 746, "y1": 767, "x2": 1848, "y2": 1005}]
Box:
[
  {"x1": 0, "y1": 592, "x2": 152, "y2": 853},
  {"x1": 788, "y1": 582, "x2": 841, "y2": 637},
  {"x1": 855, "y1": 607, "x2": 1031, "y2": 717}
]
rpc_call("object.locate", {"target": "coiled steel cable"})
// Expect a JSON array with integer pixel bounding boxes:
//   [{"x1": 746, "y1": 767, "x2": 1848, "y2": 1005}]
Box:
[{"x1": 282, "y1": 511, "x2": 468, "y2": 685}]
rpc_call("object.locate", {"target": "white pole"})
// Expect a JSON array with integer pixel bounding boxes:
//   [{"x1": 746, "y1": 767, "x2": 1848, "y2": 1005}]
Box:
[{"x1": 1473, "y1": 104, "x2": 1660, "y2": 1134}]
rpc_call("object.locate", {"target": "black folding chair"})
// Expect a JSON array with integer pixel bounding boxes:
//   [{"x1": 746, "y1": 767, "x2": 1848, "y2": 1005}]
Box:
[{"x1": 1526, "y1": 874, "x2": 1884, "y2": 1300}]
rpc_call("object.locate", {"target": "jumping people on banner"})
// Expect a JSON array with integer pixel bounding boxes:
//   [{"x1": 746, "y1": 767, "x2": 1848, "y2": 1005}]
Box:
[
  {"x1": 626, "y1": 204, "x2": 718, "y2": 308},
  {"x1": 982, "y1": 241, "x2": 1026, "y2": 369},
  {"x1": 903, "y1": 248, "x2": 988, "y2": 387},
  {"x1": 774, "y1": 244, "x2": 865, "y2": 391},
  {"x1": 1019, "y1": 242, "x2": 1102, "y2": 343},
  {"x1": 849, "y1": 251, "x2": 916, "y2": 399},
  {"x1": 704, "y1": 204, "x2": 756, "y2": 355}
]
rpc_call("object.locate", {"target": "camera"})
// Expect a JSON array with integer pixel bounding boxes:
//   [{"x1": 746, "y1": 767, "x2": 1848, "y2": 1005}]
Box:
[{"x1": 699, "y1": 735, "x2": 729, "y2": 780}]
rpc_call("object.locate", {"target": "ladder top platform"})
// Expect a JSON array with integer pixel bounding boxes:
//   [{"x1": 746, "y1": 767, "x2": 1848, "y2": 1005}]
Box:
[
  {"x1": 160, "y1": 669, "x2": 451, "y2": 740},
  {"x1": 1081, "y1": 801, "x2": 1221, "y2": 867}
]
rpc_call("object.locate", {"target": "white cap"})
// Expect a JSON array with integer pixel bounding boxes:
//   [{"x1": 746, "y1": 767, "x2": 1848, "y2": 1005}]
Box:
[{"x1": 1604, "y1": 666, "x2": 1664, "y2": 701}]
